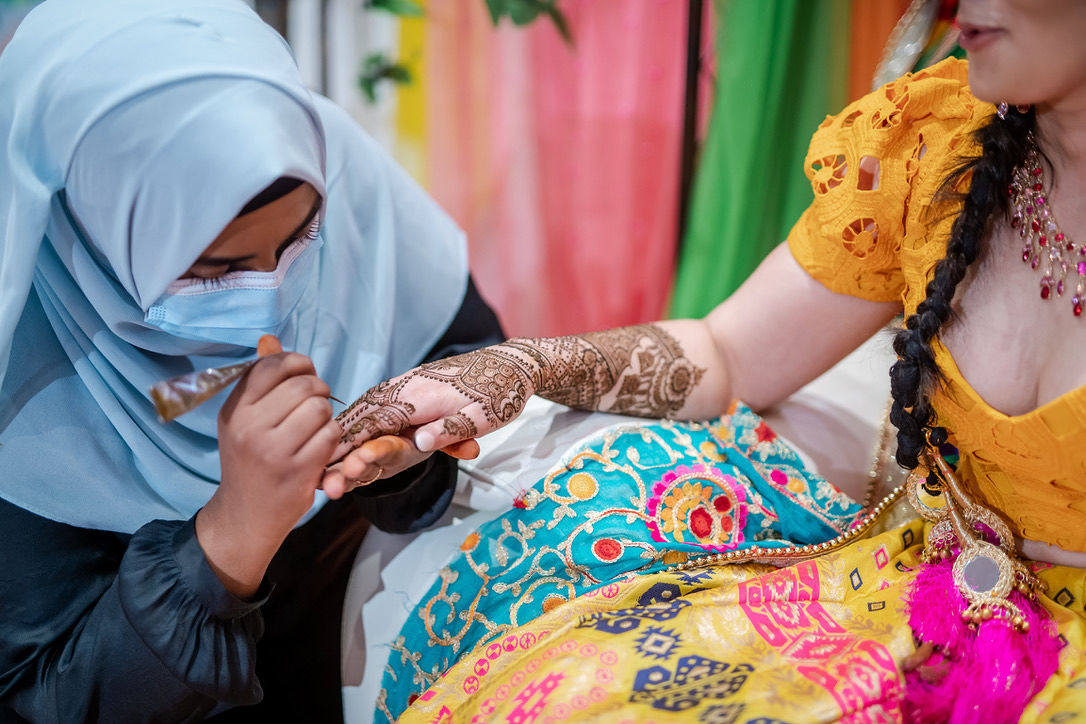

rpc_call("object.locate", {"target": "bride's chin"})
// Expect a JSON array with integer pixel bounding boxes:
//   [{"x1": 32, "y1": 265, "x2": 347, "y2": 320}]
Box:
[{"x1": 964, "y1": 63, "x2": 1018, "y2": 107}]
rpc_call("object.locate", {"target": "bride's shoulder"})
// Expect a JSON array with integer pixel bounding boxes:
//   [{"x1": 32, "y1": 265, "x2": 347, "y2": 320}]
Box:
[
  {"x1": 787, "y1": 59, "x2": 986, "y2": 304},
  {"x1": 808, "y1": 58, "x2": 986, "y2": 180}
]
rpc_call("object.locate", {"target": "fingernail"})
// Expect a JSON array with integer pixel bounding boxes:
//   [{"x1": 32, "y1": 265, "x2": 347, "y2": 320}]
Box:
[{"x1": 415, "y1": 430, "x2": 436, "y2": 452}]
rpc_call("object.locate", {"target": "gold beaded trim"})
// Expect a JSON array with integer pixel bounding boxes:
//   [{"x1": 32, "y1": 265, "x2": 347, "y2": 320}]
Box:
[
  {"x1": 862, "y1": 399, "x2": 900, "y2": 513},
  {"x1": 662, "y1": 484, "x2": 905, "y2": 573}
]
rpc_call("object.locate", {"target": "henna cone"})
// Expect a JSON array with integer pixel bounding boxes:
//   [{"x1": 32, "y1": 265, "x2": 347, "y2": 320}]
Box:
[
  {"x1": 150, "y1": 335, "x2": 282, "y2": 422},
  {"x1": 150, "y1": 360, "x2": 257, "y2": 422}
]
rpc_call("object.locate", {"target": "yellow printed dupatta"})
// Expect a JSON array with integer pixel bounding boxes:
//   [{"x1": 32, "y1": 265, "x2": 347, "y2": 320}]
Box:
[
  {"x1": 378, "y1": 403, "x2": 1086, "y2": 722},
  {"x1": 397, "y1": 517, "x2": 1086, "y2": 723}
]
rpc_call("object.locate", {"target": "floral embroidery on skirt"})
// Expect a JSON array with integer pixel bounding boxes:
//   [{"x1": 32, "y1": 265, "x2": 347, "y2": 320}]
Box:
[{"x1": 376, "y1": 402, "x2": 862, "y2": 721}]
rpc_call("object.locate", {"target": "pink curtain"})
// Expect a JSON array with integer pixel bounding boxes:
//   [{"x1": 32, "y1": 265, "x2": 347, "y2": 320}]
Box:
[{"x1": 425, "y1": 1, "x2": 688, "y2": 337}]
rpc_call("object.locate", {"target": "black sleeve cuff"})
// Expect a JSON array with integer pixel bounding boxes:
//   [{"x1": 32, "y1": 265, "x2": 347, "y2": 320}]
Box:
[
  {"x1": 114, "y1": 517, "x2": 266, "y2": 705},
  {"x1": 172, "y1": 517, "x2": 271, "y2": 619}
]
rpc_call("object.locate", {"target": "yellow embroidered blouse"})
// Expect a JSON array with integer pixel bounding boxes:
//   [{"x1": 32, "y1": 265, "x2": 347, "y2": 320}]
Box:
[{"x1": 787, "y1": 58, "x2": 1086, "y2": 552}]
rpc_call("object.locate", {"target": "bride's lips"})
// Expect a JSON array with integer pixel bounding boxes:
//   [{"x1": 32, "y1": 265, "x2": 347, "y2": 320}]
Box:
[{"x1": 956, "y1": 20, "x2": 1006, "y2": 52}]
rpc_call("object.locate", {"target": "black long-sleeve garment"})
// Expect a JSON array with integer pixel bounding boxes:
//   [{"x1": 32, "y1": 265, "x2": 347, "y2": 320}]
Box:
[{"x1": 0, "y1": 278, "x2": 503, "y2": 723}]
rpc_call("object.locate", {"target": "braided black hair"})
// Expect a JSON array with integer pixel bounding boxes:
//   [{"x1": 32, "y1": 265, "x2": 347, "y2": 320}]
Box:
[{"x1": 889, "y1": 107, "x2": 1038, "y2": 469}]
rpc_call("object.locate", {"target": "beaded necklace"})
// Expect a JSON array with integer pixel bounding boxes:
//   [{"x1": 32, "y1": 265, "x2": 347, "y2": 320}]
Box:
[{"x1": 1009, "y1": 145, "x2": 1086, "y2": 316}]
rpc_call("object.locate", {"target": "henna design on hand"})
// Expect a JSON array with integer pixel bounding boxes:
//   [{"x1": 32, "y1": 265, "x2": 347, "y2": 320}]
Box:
[
  {"x1": 335, "y1": 347, "x2": 537, "y2": 446},
  {"x1": 442, "y1": 411, "x2": 479, "y2": 440},
  {"x1": 336, "y1": 377, "x2": 416, "y2": 445},
  {"x1": 415, "y1": 348, "x2": 535, "y2": 426},
  {"x1": 508, "y1": 324, "x2": 705, "y2": 418}
]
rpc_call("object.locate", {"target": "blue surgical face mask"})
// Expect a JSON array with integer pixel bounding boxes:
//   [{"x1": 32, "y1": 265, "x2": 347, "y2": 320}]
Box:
[{"x1": 144, "y1": 229, "x2": 323, "y2": 348}]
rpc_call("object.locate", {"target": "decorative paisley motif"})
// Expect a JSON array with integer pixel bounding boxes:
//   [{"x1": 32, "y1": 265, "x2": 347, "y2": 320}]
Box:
[{"x1": 646, "y1": 465, "x2": 747, "y2": 552}]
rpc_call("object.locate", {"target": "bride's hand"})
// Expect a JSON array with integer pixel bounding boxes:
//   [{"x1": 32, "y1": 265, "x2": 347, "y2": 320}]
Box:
[{"x1": 327, "y1": 343, "x2": 539, "y2": 464}]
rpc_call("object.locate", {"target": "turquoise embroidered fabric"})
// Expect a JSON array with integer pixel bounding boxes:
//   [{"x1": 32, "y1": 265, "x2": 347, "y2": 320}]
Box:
[{"x1": 376, "y1": 402, "x2": 863, "y2": 721}]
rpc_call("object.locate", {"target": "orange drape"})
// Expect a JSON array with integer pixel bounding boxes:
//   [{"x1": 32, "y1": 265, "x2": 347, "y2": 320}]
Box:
[{"x1": 848, "y1": 0, "x2": 912, "y2": 100}]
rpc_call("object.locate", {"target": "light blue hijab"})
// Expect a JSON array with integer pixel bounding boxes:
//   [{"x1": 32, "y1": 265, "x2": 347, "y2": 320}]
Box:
[{"x1": 0, "y1": 0, "x2": 468, "y2": 533}]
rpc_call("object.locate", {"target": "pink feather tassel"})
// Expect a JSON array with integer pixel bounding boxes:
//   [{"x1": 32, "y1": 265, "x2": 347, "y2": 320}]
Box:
[{"x1": 905, "y1": 555, "x2": 1060, "y2": 723}]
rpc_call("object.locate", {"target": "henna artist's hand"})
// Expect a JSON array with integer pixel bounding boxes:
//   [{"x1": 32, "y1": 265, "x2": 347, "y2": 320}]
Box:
[
  {"x1": 328, "y1": 344, "x2": 540, "y2": 464},
  {"x1": 196, "y1": 336, "x2": 341, "y2": 597},
  {"x1": 321, "y1": 434, "x2": 482, "y2": 498}
]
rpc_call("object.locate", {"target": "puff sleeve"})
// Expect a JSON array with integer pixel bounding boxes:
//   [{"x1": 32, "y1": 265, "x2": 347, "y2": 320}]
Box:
[{"x1": 787, "y1": 58, "x2": 976, "y2": 303}]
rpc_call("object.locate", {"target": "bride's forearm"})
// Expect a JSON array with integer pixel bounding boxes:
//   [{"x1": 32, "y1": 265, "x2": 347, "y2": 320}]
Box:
[
  {"x1": 504, "y1": 319, "x2": 732, "y2": 420},
  {"x1": 330, "y1": 320, "x2": 733, "y2": 458}
]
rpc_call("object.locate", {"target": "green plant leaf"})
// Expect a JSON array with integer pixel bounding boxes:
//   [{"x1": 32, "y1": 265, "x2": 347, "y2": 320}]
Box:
[
  {"x1": 358, "y1": 52, "x2": 413, "y2": 104},
  {"x1": 366, "y1": 0, "x2": 424, "y2": 17},
  {"x1": 542, "y1": 3, "x2": 572, "y2": 43},
  {"x1": 483, "y1": 0, "x2": 504, "y2": 24},
  {"x1": 383, "y1": 65, "x2": 413, "y2": 83},
  {"x1": 362, "y1": 52, "x2": 389, "y2": 76},
  {"x1": 483, "y1": 0, "x2": 572, "y2": 45},
  {"x1": 506, "y1": 0, "x2": 542, "y2": 25},
  {"x1": 359, "y1": 76, "x2": 378, "y2": 103}
]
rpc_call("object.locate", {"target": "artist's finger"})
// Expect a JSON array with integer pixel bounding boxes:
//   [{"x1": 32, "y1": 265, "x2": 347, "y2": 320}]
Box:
[
  {"x1": 320, "y1": 467, "x2": 349, "y2": 500},
  {"x1": 351, "y1": 433, "x2": 478, "y2": 463},
  {"x1": 293, "y1": 418, "x2": 341, "y2": 471},
  {"x1": 331, "y1": 434, "x2": 399, "y2": 479},
  {"x1": 252, "y1": 375, "x2": 332, "y2": 428},
  {"x1": 324, "y1": 453, "x2": 387, "y2": 494},
  {"x1": 334, "y1": 447, "x2": 379, "y2": 482},
  {"x1": 271, "y1": 394, "x2": 334, "y2": 456},
  {"x1": 353, "y1": 436, "x2": 423, "y2": 480},
  {"x1": 328, "y1": 436, "x2": 387, "y2": 479},
  {"x1": 414, "y1": 406, "x2": 484, "y2": 453},
  {"x1": 237, "y1": 352, "x2": 317, "y2": 404},
  {"x1": 356, "y1": 435, "x2": 412, "y2": 463},
  {"x1": 441, "y1": 439, "x2": 480, "y2": 460}
]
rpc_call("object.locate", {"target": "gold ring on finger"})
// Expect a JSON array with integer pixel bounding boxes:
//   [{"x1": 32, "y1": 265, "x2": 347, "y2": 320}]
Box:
[{"x1": 354, "y1": 466, "x2": 384, "y2": 488}]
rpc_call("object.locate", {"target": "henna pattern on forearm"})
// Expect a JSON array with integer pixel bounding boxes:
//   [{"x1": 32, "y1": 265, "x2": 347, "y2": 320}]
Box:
[
  {"x1": 335, "y1": 324, "x2": 704, "y2": 448},
  {"x1": 507, "y1": 324, "x2": 705, "y2": 418}
]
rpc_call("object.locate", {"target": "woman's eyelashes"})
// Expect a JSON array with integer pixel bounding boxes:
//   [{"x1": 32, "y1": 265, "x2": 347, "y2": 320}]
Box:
[
  {"x1": 188, "y1": 219, "x2": 320, "y2": 279},
  {"x1": 270, "y1": 217, "x2": 321, "y2": 264},
  {"x1": 301, "y1": 216, "x2": 321, "y2": 241},
  {"x1": 187, "y1": 262, "x2": 233, "y2": 279}
]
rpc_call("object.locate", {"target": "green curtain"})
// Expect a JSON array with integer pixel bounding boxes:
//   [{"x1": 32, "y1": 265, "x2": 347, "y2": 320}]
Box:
[{"x1": 669, "y1": 0, "x2": 852, "y2": 318}]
